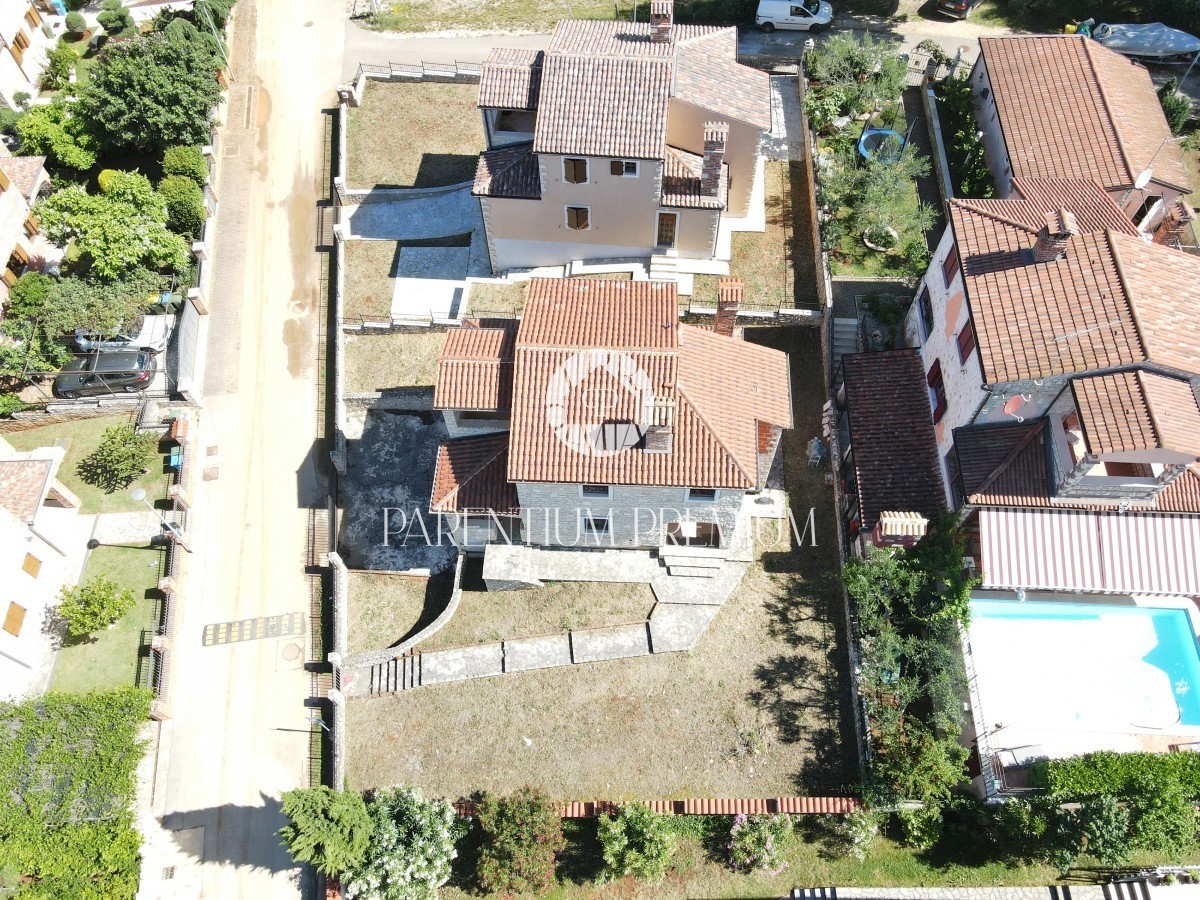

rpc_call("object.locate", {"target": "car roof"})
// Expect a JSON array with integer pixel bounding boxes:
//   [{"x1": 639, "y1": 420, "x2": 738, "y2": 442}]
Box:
[{"x1": 94, "y1": 351, "x2": 143, "y2": 371}]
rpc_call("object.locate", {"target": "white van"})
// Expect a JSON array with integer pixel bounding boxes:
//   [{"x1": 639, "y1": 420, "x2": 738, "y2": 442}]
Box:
[{"x1": 755, "y1": 0, "x2": 833, "y2": 32}]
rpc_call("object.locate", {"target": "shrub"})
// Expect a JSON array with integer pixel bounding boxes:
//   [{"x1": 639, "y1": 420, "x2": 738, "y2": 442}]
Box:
[
  {"x1": 65, "y1": 0, "x2": 88, "y2": 8},
  {"x1": 162, "y1": 145, "x2": 209, "y2": 184},
  {"x1": 1158, "y1": 78, "x2": 1192, "y2": 135},
  {"x1": 827, "y1": 808, "x2": 879, "y2": 860},
  {"x1": 343, "y1": 786, "x2": 456, "y2": 900},
  {"x1": 4, "y1": 272, "x2": 54, "y2": 321},
  {"x1": 0, "y1": 393, "x2": 26, "y2": 417},
  {"x1": 1127, "y1": 775, "x2": 1197, "y2": 858},
  {"x1": 40, "y1": 44, "x2": 76, "y2": 91},
  {"x1": 15, "y1": 99, "x2": 98, "y2": 170},
  {"x1": 896, "y1": 805, "x2": 943, "y2": 850},
  {"x1": 65, "y1": 10, "x2": 86, "y2": 34},
  {"x1": 97, "y1": 2, "x2": 135, "y2": 35},
  {"x1": 475, "y1": 786, "x2": 565, "y2": 895},
  {"x1": 597, "y1": 802, "x2": 675, "y2": 884},
  {"x1": 76, "y1": 423, "x2": 157, "y2": 492},
  {"x1": 1034, "y1": 750, "x2": 1200, "y2": 801},
  {"x1": 158, "y1": 174, "x2": 206, "y2": 238},
  {"x1": 97, "y1": 168, "x2": 120, "y2": 193},
  {"x1": 12, "y1": 91, "x2": 30, "y2": 110},
  {"x1": 726, "y1": 813, "x2": 792, "y2": 874},
  {"x1": 279, "y1": 787, "x2": 373, "y2": 878},
  {"x1": 1079, "y1": 795, "x2": 1132, "y2": 868},
  {"x1": 58, "y1": 574, "x2": 137, "y2": 636}
]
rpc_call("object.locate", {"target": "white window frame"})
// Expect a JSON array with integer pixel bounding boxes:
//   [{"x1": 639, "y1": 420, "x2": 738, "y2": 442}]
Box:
[
  {"x1": 580, "y1": 484, "x2": 611, "y2": 499},
  {"x1": 580, "y1": 512, "x2": 611, "y2": 536},
  {"x1": 565, "y1": 205, "x2": 591, "y2": 231},
  {"x1": 610, "y1": 159, "x2": 638, "y2": 177},
  {"x1": 686, "y1": 488, "x2": 718, "y2": 503},
  {"x1": 563, "y1": 157, "x2": 588, "y2": 184}
]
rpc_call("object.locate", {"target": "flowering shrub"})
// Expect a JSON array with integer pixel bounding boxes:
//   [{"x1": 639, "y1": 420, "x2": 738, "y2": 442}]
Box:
[
  {"x1": 343, "y1": 786, "x2": 457, "y2": 900},
  {"x1": 597, "y1": 803, "x2": 676, "y2": 883},
  {"x1": 828, "y1": 808, "x2": 880, "y2": 861},
  {"x1": 726, "y1": 813, "x2": 793, "y2": 874},
  {"x1": 475, "y1": 786, "x2": 565, "y2": 894}
]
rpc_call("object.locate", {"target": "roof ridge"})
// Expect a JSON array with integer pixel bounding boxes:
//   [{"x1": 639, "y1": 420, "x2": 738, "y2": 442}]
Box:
[
  {"x1": 434, "y1": 440, "x2": 509, "y2": 510},
  {"x1": 1134, "y1": 368, "x2": 1168, "y2": 451},
  {"x1": 950, "y1": 197, "x2": 1040, "y2": 234},
  {"x1": 1080, "y1": 37, "x2": 1135, "y2": 186},
  {"x1": 1104, "y1": 230, "x2": 1154, "y2": 365},
  {"x1": 966, "y1": 419, "x2": 1047, "y2": 502},
  {"x1": 674, "y1": 383, "x2": 754, "y2": 488}
]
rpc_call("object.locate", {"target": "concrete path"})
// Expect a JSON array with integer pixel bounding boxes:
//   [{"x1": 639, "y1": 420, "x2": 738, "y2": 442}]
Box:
[
  {"x1": 763, "y1": 75, "x2": 805, "y2": 162},
  {"x1": 343, "y1": 185, "x2": 483, "y2": 241},
  {"x1": 91, "y1": 510, "x2": 165, "y2": 545}
]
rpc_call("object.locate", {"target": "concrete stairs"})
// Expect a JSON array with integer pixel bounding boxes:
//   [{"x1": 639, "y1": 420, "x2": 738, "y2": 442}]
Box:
[
  {"x1": 1104, "y1": 880, "x2": 1151, "y2": 900},
  {"x1": 369, "y1": 653, "x2": 420, "y2": 696},
  {"x1": 832, "y1": 316, "x2": 859, "y2": 392},
  {"x1": 649, "y1": 251, "x2": 678, "y2": 282},
  {"x1": 659, "y1": 552, "x2": 724, "y2": 579}
]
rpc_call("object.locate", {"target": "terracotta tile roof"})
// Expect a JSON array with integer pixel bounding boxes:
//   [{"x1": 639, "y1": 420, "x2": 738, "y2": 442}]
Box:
[
  {"x1": 1108, "y1": 233, "x2": 1200, "y2": 374},
  {"x1": 1142, "y1": 372, "x2": 1200, "y2": 457},
  {"x1": 841, "y1": 349, "x2": 945, "y2": 530},
  {"x1": 431, "y1": 433, "x2": 520, "y2": 514},
  {"x1": 478, "y1": 48, "x2": 543, "y2": 110},
  {"x1": 0, "y1": 155, "x2": 45, "y2": 201},
  {"x1": 505, "y1": 278, "x2": 791, "y2": 489},
  {"x1": 660, "y1": 145, "x2": 726, "y2": 209},
  {"x1": 0, "y1": 458, "x2": 51, "y2": 525},
  {"x1": 673, "y1": 46, "x2": 772, "y2": 130},
  {"x1": 1069, "y1": 370, "x2": 1200, "y2": 457},
  {"x1": 434, "y1": 319, "x2": 517, "y2": 412},
  {"x1": 546, "y1": 19, "x2": 726, "y2": 56},
  {"x1": 473, "y1": 143, "x2": 541, "y2": 200},
  {"x1": 978, "y1": 36, "x2": 1190, "y2": 191}
]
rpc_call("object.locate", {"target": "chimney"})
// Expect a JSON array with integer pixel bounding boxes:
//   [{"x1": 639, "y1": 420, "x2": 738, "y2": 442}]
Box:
[
  {"x1": 869, "y1": 511, "x2": 929, "y2": 549},
  {"x1": 1153, "y1": 198, "x2": 1196, "y2": 246},
  {"x1": 715, "y1": 278, "x2": 742, "y2": 337},
  {"x1": 700, "y1": 121, "x2": 728, "y2": 198},
  {"x1": 1032, "y1": 208, "x2": 1078, "y2": 262},
  {"x1": 642, "y1": 394, "x2": 675, "y2": 454},
  {"x1": 649, "y1": 0, "x2": 673, "y2": 43}
]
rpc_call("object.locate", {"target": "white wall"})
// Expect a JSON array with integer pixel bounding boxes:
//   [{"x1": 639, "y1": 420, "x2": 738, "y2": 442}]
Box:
[{"x1": 970, "y1": 58, "x2": 1014, "y2": 199}]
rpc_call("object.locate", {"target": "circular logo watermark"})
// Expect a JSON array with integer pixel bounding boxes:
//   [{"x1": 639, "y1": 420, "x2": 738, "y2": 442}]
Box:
[{"x1": 544, "y1": 349, "x2": 654, "y2": 457}]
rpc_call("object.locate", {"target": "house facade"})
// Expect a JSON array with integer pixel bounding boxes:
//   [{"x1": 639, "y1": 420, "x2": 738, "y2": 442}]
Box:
[
  {"x1": 971, "y1": 36, "x2": 1191, "y2": 236},
  {"x1": 0, "y1": 0, "x2": 54, "y2": 112},
  {"x1": 431, "y1": 277, "x2": 792, "y2": 556},
  {"x1": 0, "y1": 149, "x2": 49, "y2": 305},
  {"x1": 472, "y1": 1, "x2": 772, "y2": 273}
]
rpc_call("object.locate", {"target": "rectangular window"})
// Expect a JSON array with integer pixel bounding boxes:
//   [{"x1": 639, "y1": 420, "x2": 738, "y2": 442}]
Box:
[
  {"x1": 610, "y1": 160, "x2": 638, "y2": 177},
  {"x1": 945, "y1": 447, "x2": 964, "y2": 508},
  {"x1": 563, "y1": 157, "x2": 588, "y2": 184},
  {"x1": 23, "y1": 212, "x2": 37, "y2": 238},
  {"x1": 24, "y1": 5, "x2": 40, "y2": 27},
  {"x1": 581, "y1": 514, "x2": 610, "y2": 536},
  {"x1": 565, "y1": 206, "x2": 590, "y2": 230},
  {"x1": 581, "y1": 484, "x2": 610, "y2": 498},
  {"x1": 927, "y1": 359, "x2": 947, "y2": 424},
  {"x1": 3, "y1": 602, "x2": 25, "y2": 637},
  {"x1": 917, "y1": 286, "x2": 933, "y2": 341},
  {"x1": 21, "y1": 553, "x2": 40, "y2": 578},
  {"x1": 956, "y1": 321, "x2": 976, "y2": 364},
  {"x1": 687, "y1": 488, "x2": 717, "y2": 502},
  {"x1": 941, "y1": 245, "x2": 960, "y2": 289},
  {"x1": 1132, "y1": 195, "x2": 1160, "y2": 227}
]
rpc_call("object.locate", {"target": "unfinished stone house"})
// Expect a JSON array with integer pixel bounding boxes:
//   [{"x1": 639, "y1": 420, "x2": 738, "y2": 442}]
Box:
[
  {"x1": 429, "y1": 277, "x2": 792, "y2": 571},
  {"x1": 471, "y1": 0, "x2": 772, "y2": 274}
]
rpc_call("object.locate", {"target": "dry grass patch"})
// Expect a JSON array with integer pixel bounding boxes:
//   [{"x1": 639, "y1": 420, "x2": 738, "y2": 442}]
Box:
[
  {"x1": 348, "y1": 571, "x2": 455, "y2": 654},
  {"x1": 466, "y1": 281, "x2": 527, "y2": 318},
  {"x1": 343, "y1": 240, "x2": 398, "y2": 322},
  {"x1": 344, "y1": 331, "x2": 444, "y2": 393},
  {"x1": 346, "y1": 81, "x2": 485, "y2": 189}
]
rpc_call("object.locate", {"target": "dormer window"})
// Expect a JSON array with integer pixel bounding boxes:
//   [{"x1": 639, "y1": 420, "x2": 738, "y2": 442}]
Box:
[{"x1": 564, "y1": 158, "x2": 588, "y2": 184}]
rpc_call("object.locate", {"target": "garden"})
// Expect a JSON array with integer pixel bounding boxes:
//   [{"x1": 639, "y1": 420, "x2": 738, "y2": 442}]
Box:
[{"x1": 0, "y1": 0, "x2": 235, "y2": 414}]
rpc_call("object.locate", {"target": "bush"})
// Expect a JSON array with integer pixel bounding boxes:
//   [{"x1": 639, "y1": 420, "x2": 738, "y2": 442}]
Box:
[
  {"x1": 15, "y1": 99, "x2": 98, "y2": 170},
  {"x1": 65, "y1": 10, "x2": 86, "y2": 33},
  {"x1": 76, "y1": 423, "x2": 157, "y2": 492},
  {"x1": 1159, "y1": 79, "x2": 1192, "y2": 135},
  {"x1": 343, "y1": 786, "x2": 456, "y2": 900},
  {"x1": 826, "y1": 808, "x2": 879, "y2": 860},
  {"x1": 40, "y1": 44, "x2": 76, "y2": 91},
  {"x1": 158, "y1": 174, "x2": 206, "y2": 238},
  {"x1": 162, "y1": 145, "x2": 209, "y2": 184},
  {"x1": 1127, "y1": 775, "x2": 1197, "y2": 858},
  {"x1": 726, "y1": 813, "x2": 792, "y2": 874},
  {"x1": 0, "y1": 393, "x2": 27, "y2": 417},
  {"x1": 939, "y1": 74, "x2": 996, "y2": 198},
  {"x1": 597, "y1": 802, "x2": 675, "y2": 884},
  {"x1": 1079, "y1": 795, "x2": 1132, "y2": 868},
  {"x1": 65, "y1": 0, "x2": 88, "y2": 8},
  {"x1": 58, "y1": 574, "x2": 137, "y2": 636},
  {"x1": 12, "y1": 91, "x2": 30, "y2": 111},
  {"x1": 4, "y1": 272, "x2": 54, "y2": 321},
  {"x1": 896, "y1": 805, "x2": 943, "y2": 851},
  {"x1": 475, "y1": 787, "x2": 565, "y2": 895},
  {"x1": 98, "y1": 3, "x2": 135, "y2": 35},
  {"x1": 279, "y1": 787, "x2": 372, "y2": 878},
  {"x1": 1034, "y1": 750, "x2": 1200, "y2": 801}
]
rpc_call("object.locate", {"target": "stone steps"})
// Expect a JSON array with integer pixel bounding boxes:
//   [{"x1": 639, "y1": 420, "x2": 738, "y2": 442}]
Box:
[
  {"x1": 368, "y1": 653, "x2": 421, "y2": 696},
  {"x1": 666, "y1": 565, "x2": 720, "y2": 578}
]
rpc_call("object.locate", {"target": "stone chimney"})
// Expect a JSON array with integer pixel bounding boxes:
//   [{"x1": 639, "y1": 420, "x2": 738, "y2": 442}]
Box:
[
  {"x1": 1153, "y1": 198, "x2": 1196, "y2": 246},
  {"x1": 649, "y1": 0, "x2": 673, "y2": 42},
  {"x1": 715, "y1": 278, "x2": 742, "y2": 337},
  {"x1": 642, "y1": 394, "x2": 675, "y2": 454},
  {"x1": 1032, "y1": 208, "x2": 1078, "y2": 263},
  {"x1": 701, "y1": 121, "x2": 728, "y2": 198}
]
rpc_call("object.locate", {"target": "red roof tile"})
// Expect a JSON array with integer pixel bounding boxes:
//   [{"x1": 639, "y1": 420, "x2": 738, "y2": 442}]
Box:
[
  {"x1": 431, "y1": 433, "x2": 520, "y2": 514},
  {"x1": 434, "y1": 320, "x2": 517, "y2": 412},
  {"x1": 0, "y1": 459, "x2": 51, "y2": 525},
  {"x1": 478, "y1": 48, "x2": 543, "y2": 110},
  {"x1": 660, "y1": 145, "x2": 726, "y2": 210},
  {"x1": 473, "y1": 143, "x2": 541, "y2": 200}
]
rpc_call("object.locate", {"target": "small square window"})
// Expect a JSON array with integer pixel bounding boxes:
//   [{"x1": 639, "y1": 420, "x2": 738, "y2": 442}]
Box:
[
  {"x1": 563, "y1": 157, "x2": 588, "y2": 184},
  {"x1": 582, "y1": 515, "x2": 610, "y2": 536},
  {"x1": 21, "y1": 553, "x2": 40, "y2": 578},
  {"x1": 687, "y1": 488, "x2": 717, "y2": 502},
  {"x1": 566, "y1": 206, "x2": 590, "y2": 230},
  {"x1": 581, "y1": 484, "x2": 610, "y2": 498},
  {"x1": 609, "y1": 160, "x2": 638, "y2": 177}
]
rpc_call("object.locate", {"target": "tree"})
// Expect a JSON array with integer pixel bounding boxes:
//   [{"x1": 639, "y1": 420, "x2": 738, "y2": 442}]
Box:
[
  {"x1": 597, "y1": 802, "x2": 676, "y2": 884},
  {"x1": 15, "y1": 99, "x2": 98, "y2": 170},
  {"x1": 58, "y1": 574, "x2": 137, "y2": 636},
  {"x1": 343, "y1": 786, "x2": 456, "y2": 900},
  {"x1": 64, "y1": 10, "x2": 86, "y2": 34},
  {"x1": 907, "y1": 512, "x2": 979, "y2": 625},
  {"x1": 1078, "y1": 795, "x2": 1133, "y2": 868},
  {"x1": 40, "y1": 44, "x2": 76, "y2": 91},
  {"x1": 76, "y1": 422, "x2": 157, "y2": 493},
  {"x1": 84, "y1": 32, "x2": 221, "y2": 156},
  {"x1": 162, "y1": 145, "x2": 210, "y2": 184},
  {"x1": 279, "y1": 787, "x2": 372, "y2": 878},
  {"x1": 1158, "y1": 78, "x2": 1192, "y2": 135},
  {"x1": 475, "y1": 787, "x2": 565, "y2": 895},
  {"x1": 158, "y1": 174, "x2": 206, "y2": 238},
  {"x1": 98, "y1": 0, "x2": 136, "y2": 36}
]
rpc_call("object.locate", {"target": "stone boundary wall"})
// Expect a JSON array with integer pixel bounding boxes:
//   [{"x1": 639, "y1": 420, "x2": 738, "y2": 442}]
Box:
[
  {"x1": 922, "y1": 81, "x2": 955, "y2": 205},
  {"x1": 453, "y1": 796, "x2": 861, "y2": 817}
]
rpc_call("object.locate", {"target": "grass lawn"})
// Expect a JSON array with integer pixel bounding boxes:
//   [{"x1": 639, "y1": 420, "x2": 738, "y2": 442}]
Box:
[
  {"x1": 366, "y1": 0, "x2": 635, "y2": 33},
  {"x1": 466, "y1": 281, "x2": 527, "y2": 318},
  {"x1": 3, "y1": 415, "x2": 169, "y2": 514},
  {"x1": 348, "y1": 570, "x2": 456, "y2": 654},
  {"x1": 343, "y1": 240, "x2": 398, "y2": 322},
  {"x1": 1182, "y1": 148, "x2": 1200, "y2": 247},
  {"x1": 346, "y1": 327, "x2": 858, "y2": 801},
  {"x1": 344, "y1": 331, "x2": 444, "y2": 393},
  {"x1": 346, "y1": 81, "x2": 485, "y2": 189},
  {"x1": 50, "y1": 545, "x2": 162, "y2": 694}
]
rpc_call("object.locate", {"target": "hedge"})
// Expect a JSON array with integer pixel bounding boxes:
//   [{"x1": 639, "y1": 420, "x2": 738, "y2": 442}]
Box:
[{"x1": 1032, "y1": 751, "x2": 1200, "y2": 801}]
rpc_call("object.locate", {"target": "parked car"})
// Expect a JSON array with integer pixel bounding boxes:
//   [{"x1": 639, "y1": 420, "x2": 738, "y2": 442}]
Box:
[
  {"x1": 756, "y1": 0, "x2": 833, "y2": 31},
  {"x1": 74, "y1": 314, "x2": 176, "y2": 355},
  {"x1": 936, "y1": 0, "x2": 984, "y2": 18},
  {"x1": 53, "y1": 350, "x2": 157, "y2": 399}
]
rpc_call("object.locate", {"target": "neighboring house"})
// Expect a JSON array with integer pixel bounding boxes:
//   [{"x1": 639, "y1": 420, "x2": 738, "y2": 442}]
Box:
[
  {"x1": 971, "y1": 35, "x2": 1191, "y2": 234},
  {"x1": 471, "y1": 0, "x2": 772, "y2": 273},
  {"x1": 0, "y1": 148, "x2": 50, "y2": 308},
  {"x1": 0, "y1": 436, "x2": 90, "y2": 700},
  {"x1": 0, "y1": 0, "x2": 54, "y2": 112},
  {"x1": 431, "y1": 277, "x2": 792, "y2": 556}
]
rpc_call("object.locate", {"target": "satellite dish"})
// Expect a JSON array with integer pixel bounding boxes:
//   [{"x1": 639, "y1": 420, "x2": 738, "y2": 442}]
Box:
[{"x1": 1134, "y1": 169, "x2": 1153, "y2": 190}]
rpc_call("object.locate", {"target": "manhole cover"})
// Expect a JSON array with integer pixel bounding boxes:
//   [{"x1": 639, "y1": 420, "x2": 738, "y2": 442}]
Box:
[{"x1": 282, "y1": 642, "x2": 301, "y2": 661}]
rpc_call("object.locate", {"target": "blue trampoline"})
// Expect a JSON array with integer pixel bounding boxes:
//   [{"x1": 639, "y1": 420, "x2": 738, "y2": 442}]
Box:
[{"x1": 857, "y1": 128, "x2": 905, "y2": 162}]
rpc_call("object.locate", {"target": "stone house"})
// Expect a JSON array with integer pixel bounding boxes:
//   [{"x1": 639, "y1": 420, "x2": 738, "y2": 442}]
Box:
[
  {"x1": 430, "y1": 277, "x2": 792, "y2": 557},
  {"x1": 471, "y1": 0, "x2": 772, "y2": 273},
  {"x1": 970, "y1": 35, "x2": 1191, "y2": 235}
]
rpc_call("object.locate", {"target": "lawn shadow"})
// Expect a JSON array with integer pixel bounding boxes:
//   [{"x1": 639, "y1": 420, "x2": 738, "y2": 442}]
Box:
[
  {"x1": 413, "y1": 153, "x2": 480, "y2": 189},
  {"x1": 558, "y1": 818, "x2": 605, "y2": 884}
]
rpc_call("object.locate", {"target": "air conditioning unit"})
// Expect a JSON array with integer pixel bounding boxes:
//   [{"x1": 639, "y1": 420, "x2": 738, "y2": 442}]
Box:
[{"x1": 962, "y1": 556, "x2": 977, "y2": 577}]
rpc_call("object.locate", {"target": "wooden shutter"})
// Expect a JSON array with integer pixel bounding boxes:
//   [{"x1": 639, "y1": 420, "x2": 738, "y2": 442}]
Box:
[
  {"x1": 21, "y1": 553, "x2": 40, "y2": 578},
  {"x1": 3, "y1": 603, "x2": 26, "y2": 636},
  {"x1": 24, "y1": 5, "x2": 40, "y2": 27},
  {"x1": 0, "y1": 165, "x2": 11, "y2": 194},
  {"x1": 564, "y1": 158, "x2": 587, "y2": 184},
  {"x1": 941, "y1": 245, "x2": 960, "y2": 289},
  {"x1": 927, "y1": 360, "x2": 946, "y2": 423},
  {"x1": 610, "y1": 160, "x2": 623, "y2": 176},
  {"x1": 23, "y1": 212, "x2": 38, "y2": 238},
  {"x1": 566, "y1": 206, "x2": 589, "y2": 230},
  {"x1": 956, "y1": 322, "x2": 976, "y2": 364}
]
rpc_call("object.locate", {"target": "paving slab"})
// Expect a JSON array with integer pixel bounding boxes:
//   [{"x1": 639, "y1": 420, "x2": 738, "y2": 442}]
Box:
[
  {"x1": 648, "y1": 604, "x2": 720, "y2": 653},
  {"x1": 651, "y1": 561, "x2": 748, "y2": 605},
  {"x1": 419, "y1": 642, "x2": 504, "y2": 686},
  {"x1": 570, "y1": 623, "x2": 651, "y2": 663},
  {"x1": 533, "y1": 547, "x2": 661, "y2": 583},
  {"x1": 504, "y1": 634, "x2": 572, "y2": 672},
  {"x1": 91, "y1": 510, "x2": 165, "y2": 545}
]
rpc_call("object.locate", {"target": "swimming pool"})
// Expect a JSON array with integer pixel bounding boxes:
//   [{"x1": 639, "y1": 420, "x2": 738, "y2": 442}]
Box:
[{"x1": 968, "y1": 598, "x2": 1200, "y2": 734}]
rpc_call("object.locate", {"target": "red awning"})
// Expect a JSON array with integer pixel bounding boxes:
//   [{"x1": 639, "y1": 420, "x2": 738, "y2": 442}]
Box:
[{"x1": 979, "y1": 508, "x2": 1200, "y2": 596}]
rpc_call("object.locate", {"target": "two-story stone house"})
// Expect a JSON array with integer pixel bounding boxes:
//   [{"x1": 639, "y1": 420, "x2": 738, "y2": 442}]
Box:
[
  {"x1": 430, "y1": 277, "x2": 792, "y2": 556},
  {"x1": 471, "y1": 0, "x2": 772, "y2": 272}
]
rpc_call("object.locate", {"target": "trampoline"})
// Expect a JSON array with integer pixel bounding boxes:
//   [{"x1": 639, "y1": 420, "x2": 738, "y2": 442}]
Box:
[{"x1": 857, "y1": 128, "x2": 905, "y2": 162}]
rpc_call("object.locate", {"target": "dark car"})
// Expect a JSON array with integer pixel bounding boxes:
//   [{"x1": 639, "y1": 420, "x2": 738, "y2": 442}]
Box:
[
  {"x1": 53, "y1": 350, "x2": 157, "y2": 399},
  {"x1": 936, "y1": 0, "x2": 984, "y2": 17}
]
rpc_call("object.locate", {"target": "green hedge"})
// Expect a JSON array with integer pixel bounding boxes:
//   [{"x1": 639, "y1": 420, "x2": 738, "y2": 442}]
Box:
[{"x1": 1033, "y1": 751, "x2": 1200, "y2": 801}]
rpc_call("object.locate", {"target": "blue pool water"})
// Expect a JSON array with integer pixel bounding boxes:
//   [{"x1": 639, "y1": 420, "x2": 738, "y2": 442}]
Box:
[{"x1": 971, "y1": 599, "x2": 1200, "y2": 727}]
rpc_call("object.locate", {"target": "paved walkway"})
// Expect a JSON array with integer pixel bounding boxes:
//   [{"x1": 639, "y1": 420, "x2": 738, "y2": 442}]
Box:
[
  {"x1": 763, "y1": 74, "x2": 805, "y2": 162},
  {"x1": 794, "y1": 889, "x2": 1110, "y2": 900},
  {"x1": 91, "y1": 510, "x2": 166, "y2": 545}
]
